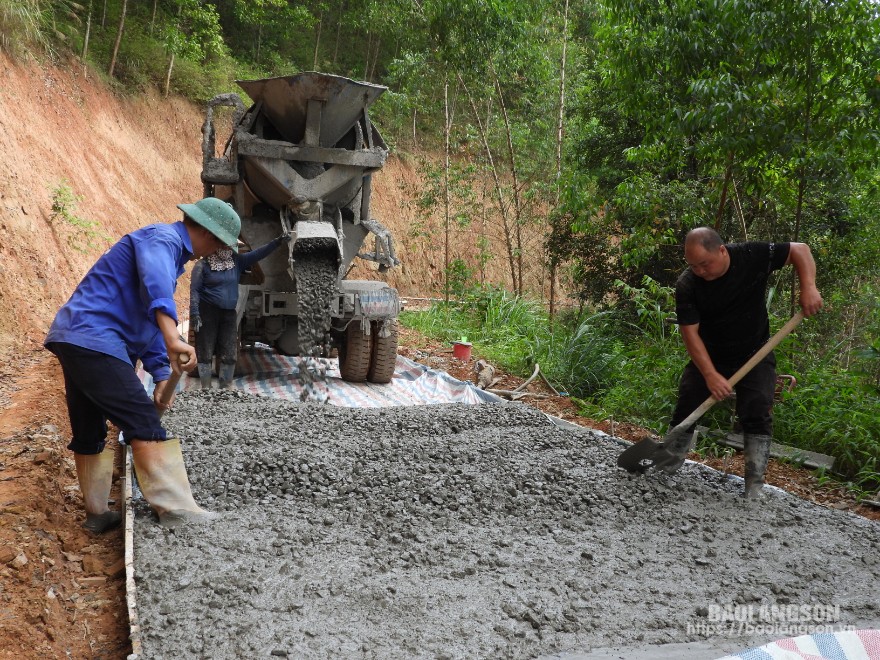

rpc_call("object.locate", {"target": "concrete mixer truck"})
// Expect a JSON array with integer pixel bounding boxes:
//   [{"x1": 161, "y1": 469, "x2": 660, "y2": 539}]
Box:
[{"x1": 197, "y1": 72, "x2": 401, "y2": 384}]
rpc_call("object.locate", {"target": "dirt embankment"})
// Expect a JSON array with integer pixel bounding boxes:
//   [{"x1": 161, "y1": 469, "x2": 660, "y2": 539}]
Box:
[{"x1": 0, "y1": 53, "x2": 206, "y2": 364}]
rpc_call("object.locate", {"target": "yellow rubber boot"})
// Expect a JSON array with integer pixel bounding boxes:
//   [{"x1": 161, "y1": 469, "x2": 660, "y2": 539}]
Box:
[
  {"x1": 130, "y1": 438, "x2": 218, "y2": 528},
  {"x1": 74, "y1": 449, "x2": 122, "y2": 533}
]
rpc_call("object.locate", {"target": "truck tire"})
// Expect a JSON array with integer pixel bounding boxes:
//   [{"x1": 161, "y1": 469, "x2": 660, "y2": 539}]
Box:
[
  {"x1": 367, "y1": 319, "x2": 398, "y2": 384},
  {"x1": 339, "y1": 323, "x2": 372, "y2": 383}
]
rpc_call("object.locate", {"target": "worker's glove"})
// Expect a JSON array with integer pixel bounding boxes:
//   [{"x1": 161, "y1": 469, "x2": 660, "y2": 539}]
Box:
[
  {"x1": 192, "y1": 316, "x2": 202, "y2": 333},
  {"x1": 278, "y1": 232, "x2": 292, "y2": 244}
]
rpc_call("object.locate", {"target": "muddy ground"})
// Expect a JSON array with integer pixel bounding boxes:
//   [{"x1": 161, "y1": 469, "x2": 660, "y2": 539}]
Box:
[{"x1": 131, "y1": 391, "x2": 880, "y2": 659}]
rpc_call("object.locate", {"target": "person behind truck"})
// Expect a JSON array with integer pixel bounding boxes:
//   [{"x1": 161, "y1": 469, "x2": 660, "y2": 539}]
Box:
[
  {"x1": 653, "y1": 227, "x2": 823, "y2": 498},
  {"x1": 190, "y1": 231, "x2": 291, "y2": 389},
  {"x1": 44, "y1": 197, "x2": 241, "y2": 531}
]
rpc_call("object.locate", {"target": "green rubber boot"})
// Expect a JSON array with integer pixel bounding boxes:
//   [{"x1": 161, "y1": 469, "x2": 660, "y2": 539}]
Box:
[{"x1": 744, "y1": 434, "x2": 772, "y2": 499}]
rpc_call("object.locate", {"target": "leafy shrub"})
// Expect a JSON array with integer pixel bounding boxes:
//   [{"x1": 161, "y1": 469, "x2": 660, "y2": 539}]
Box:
[
  {"x1": 49, "y1": 181, "x2": 110, "y2": 253},
  {"x1": 774, "y1": 360, "x2": 880, "y2": 495},
  {"x1": 169, "y1": 53, "x2": 240, "y2": 102},
  {"x1": 534, "y1": 310, "x2": 624, "y2": 397},
  {"x1": 445, "y1": 258, "x2": 475, "y2": 297}
]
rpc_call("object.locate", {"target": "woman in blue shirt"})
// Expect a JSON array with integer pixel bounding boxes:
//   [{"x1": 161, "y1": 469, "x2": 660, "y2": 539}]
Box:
[{"x1": 190, "y1": 233, "x2": 290, "y2": 388}]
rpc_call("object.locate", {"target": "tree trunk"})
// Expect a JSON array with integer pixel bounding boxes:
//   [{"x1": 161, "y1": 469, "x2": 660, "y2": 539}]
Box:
[
  {"x1": 550, "y1": 0, "x2": 570, "y2": 321},
  {"x1": 150, "y1": 0, "x2": 158, "y2": 35},
  {"x1": 411, "y1": 108, "x2": 417, "y2": 149},
  {"x1": 364, "y1": 31, "x2": 372, "y2": 80},
  {"x1": 368, "y1": 37, "x2": 381, "y2": 81},
  {"x1": 791, "y1": 5, "x2": 813, "y2": 314},
  {"x1": 164, "y1": 52, "x2": 174, "y2": 97},
  {"x1": 714, "y1": 152, "x2": 734, "y2": 231},
  {"x1": 444, "y1": 76, "x2": 451, "y2": 303},
  {"x1": 108, "y1": 0, "x2": 127, "y2": 78},
  {"x1": 101, "y1": 0, "x2": 107, "y2": 29},
  {"x1": 333, "y1": 1, "x2": 344, "y2": 67},
  {"x1": 458, "y1": 73, "x2": 517, "y2": 292},
  {"x1": 313, "y1": 9, "x2": 323, "y2": 70},
  {"x1": 732, "y1": 179, "x2": 747, "y2": 240},
  {"x1": 492, "y1": 64, "x2": 524, "y2": 295},
  {"x1": 82, "y1": 3, "x2": 92, "y2": 71}
]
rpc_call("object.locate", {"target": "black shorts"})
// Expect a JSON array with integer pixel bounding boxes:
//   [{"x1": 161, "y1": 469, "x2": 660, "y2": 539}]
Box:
[{"x1": 46, "y1": 342, "x2": 167, "y2": 454}]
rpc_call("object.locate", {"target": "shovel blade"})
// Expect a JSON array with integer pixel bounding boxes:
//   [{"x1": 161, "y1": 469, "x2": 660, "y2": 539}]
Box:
[
  {"x1": 652, "y1": 426, "x2": 695, "y2": 474},
  {"x1": 617, "y1": 438, "x2": 661, "y2": 473}
]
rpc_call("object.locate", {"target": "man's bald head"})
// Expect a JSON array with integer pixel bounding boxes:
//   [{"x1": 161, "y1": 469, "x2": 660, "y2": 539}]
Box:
[
  {"x1": 685, "y1": 227, "x2": 724, "y2": 252},
  {"x1": 684, "y1": 227, "x2": 729, "y2": 281}
]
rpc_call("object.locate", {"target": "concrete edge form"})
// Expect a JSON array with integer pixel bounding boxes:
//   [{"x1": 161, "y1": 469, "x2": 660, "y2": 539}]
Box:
[
  {"x1": 124, "y1": 444, "x2": 142, "y2": 659},
  {"x1": 543, "y1": 412, "x2": 628, "y2": 448}
]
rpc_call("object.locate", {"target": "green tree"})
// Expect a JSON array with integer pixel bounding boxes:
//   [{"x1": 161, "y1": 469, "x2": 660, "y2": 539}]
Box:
[
  {"x1": 557, "y1": 0, "x2": 880, "y2": 303},
  {"x1": 160, "y1": 0, "x2": 228, "y2": 95}
]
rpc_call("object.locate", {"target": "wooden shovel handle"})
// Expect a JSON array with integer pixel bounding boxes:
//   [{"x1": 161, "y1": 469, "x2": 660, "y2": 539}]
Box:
[
  {"x1": 157, "y1": 371, "x2": 183, "y2": 409},
  {"x1": 157, "y1": 350, "x2": 192, "y2": 413},
  {"x1": 675, "y1": 311, "x2": 805, "y2": 430}
]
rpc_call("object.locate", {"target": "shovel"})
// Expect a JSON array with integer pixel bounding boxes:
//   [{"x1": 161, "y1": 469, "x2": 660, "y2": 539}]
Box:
[
  {"x1": 156, "y1": 353, "x2": 193, "y2": 416},
  {"x1": 617, "y1": 311, "x2": 804, "y2": 473}
]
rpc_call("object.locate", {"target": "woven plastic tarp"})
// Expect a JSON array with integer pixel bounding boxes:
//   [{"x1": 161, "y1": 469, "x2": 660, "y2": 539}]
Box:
[
  {"x1": 717, "y1": 629, "x2": 880, "y2": 660},
  {"x1": 145, "y1": 347, "x2": 499, "y2": 407}
]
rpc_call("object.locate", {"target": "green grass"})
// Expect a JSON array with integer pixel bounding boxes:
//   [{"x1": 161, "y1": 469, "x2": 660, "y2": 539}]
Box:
[
  {"x1": 400, "y1": 288, "x2": 624, "y2": 398},
  {"x1": 0, "y1": 0, "x2": 45, "y2": 58}
]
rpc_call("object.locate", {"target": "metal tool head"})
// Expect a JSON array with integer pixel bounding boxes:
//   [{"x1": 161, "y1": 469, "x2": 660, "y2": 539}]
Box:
[{"x1": 617, "y1": 438, "x2": 662, "y2": 473}]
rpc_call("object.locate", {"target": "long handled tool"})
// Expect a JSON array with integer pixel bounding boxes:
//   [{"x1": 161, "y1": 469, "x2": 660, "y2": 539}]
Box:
[
  {"x1": 156, "y1": 353, "x2": 192, "y2": 416},
  {"x1": 157, "y1": 371, "x2": 182, "y2": 415},
  {"x1": 617, "y1": 311, "x2": 804, "y2": 473}
]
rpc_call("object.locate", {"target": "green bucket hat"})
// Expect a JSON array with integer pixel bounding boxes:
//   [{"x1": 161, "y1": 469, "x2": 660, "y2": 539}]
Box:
[{"x1": 178, "y1": 197, "x2": 241, "y2": 253}]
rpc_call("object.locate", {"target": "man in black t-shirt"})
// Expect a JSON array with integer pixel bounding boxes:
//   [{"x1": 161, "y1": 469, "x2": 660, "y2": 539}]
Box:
[{"x1": 659, "y1": 227, "x2": 823, "y2": 498}]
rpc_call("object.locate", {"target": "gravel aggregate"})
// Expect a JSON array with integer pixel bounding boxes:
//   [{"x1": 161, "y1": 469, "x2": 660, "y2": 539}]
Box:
[{"x1": 132, "y1": 391, "x2": 880, "y2": 659}]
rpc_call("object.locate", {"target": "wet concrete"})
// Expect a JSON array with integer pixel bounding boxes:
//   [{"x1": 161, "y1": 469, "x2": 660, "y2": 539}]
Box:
[
  {"x1": 292, "y1": 239, "x2": 337, "y2": 402},
  {"x1": 133, "y1": 392, "x2": 880, "y2": 659}
]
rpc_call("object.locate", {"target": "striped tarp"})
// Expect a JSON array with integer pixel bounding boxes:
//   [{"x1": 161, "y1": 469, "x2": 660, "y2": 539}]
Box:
[
  {"x1": 717, "y1": 629, "x2": 880, "y2": 660},
  {"x1": 155, "y1": 348, "x2": 499, "y2": 407}
]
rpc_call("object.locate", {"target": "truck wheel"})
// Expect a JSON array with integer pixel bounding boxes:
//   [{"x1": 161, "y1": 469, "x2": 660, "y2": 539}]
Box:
[
  {"x1": 367, "y1": 319, "x2": 398, "y2": 384},
  {"x1": 339, "y1": 323, "x2": 372, "y2": 383}
]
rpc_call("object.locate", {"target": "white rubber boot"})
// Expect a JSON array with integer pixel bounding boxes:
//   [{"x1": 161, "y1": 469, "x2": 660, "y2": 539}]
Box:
[
  {"x1": 74, "y1": 449, "x2": 122, "y2": 533},
  {"x1": 130, "y1": 438, "x2": 218, "y2": 528}
]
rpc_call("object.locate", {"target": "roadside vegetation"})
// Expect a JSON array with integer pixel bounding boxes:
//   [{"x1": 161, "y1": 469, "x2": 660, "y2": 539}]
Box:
[{"x1": 3, "y1": 0, "x2": 878, "y2": 496}]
